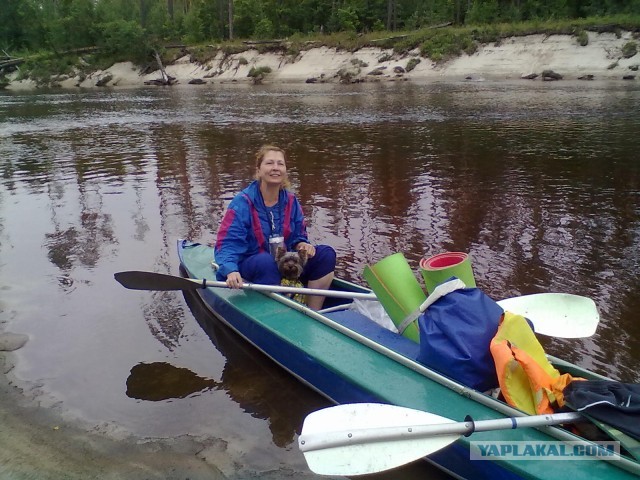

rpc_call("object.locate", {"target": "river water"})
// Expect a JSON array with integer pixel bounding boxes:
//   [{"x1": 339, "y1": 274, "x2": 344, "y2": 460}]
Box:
[{"x1": 1, "y1": 80, "x2": 639, "y2": 479}]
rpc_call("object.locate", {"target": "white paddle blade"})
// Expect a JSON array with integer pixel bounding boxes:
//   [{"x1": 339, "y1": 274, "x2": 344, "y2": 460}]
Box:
[
  {"x1": 298, "y1": 403, "x2": 459, "y2": 476},
  {"x1": 497, "y1": 293, "x2": 599, "y2": 338}
]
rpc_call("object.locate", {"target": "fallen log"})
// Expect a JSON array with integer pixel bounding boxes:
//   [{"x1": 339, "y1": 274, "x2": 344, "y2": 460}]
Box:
[
  {"x1": 242, "y1": 39, "x2": 286, "y2": 45},
  {"x1": 148, "y1": 50, "x2": 178, "y2": 86},
  {"x1": 369, "y1": 22, "x2": 452, "y2": 43},
  {"x1": 0, "y1": 58, "x2": 24, "y2": 70}
]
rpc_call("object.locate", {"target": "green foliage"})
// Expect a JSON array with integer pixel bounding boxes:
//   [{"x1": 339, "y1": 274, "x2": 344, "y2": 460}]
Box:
[
  {"x1": 331, "y1": 6, "x2": 360, "y2": 32},
  {"x1": 254, "y1": 18, "x2": 275, "y2": 39},
  {"x1": 20, "y1": 53, "x2": 77, "y2": 87},
  {"x1": 405, "y1": 57, "x2": 421, "y2": 72},
  {"x1": 576, "y1": 30, "x2": 589, "y2": 46},
  {"x1": 466, "y1": 0, "x2": 501, "y2": 25},
  {"x1": 622, "y1": 41, "x2": 638, "y2": 58},
  {"x1": 95, "y1": 20, "x2": 150, "y2": 63},
  {"x1": 418, "y1": 30, "x2": 477, "y2": 62},
  {"x1": 247, "y1": 65, "x2": 272, "y2": 77}
]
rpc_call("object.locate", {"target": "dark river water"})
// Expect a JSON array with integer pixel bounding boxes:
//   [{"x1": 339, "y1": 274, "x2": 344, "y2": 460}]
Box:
[{"x1": 1, "y1": 80, "x2": 639, "y2": 479}]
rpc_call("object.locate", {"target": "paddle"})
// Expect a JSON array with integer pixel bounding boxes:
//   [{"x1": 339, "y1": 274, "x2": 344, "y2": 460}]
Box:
[
  {"x1": 113, "y1": 271, "x2": 378, "y2": 300},
  {"x1": 496, "y1": 293, "x2": 599, "y2": 338},
  {"x1": 298, "y1": 403, "x2": 584, "y2": 476},
  {"x1": 399, "y1": 279, "x2": 599, "y2": 339}
]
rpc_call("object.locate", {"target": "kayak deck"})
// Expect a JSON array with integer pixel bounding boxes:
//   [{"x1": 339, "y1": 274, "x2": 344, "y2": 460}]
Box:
[{"x1": 177, "y1": 240, "x2": 640, "y2": 479}]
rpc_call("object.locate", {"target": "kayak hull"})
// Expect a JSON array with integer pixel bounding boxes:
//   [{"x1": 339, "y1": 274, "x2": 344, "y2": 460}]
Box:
[{"x1": 177, "y1": 239, "x2": 639, "y2": 480}]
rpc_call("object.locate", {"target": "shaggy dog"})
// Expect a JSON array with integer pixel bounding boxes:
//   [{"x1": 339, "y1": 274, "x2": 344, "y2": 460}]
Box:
[
  {"x1": 275, "y1": 247, "x2": 308, "y2": 303},
  {"x1": 275, "y1": 246, "x2": 308, "y2": 281}
]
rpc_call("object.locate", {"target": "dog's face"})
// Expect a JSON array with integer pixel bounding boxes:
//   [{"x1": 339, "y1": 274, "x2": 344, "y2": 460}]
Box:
[{"x1": 275, "y1": 247, "x2": 308, "y2": 281}]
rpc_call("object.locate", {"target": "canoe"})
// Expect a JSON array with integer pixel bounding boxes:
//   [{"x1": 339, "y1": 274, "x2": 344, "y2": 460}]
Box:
[{"x1": 177, "y1": 239, "x2": 640, "y2": 479}]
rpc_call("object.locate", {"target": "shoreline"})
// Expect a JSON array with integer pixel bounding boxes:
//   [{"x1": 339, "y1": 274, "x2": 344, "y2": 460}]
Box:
[
  {"x1": 0, "y1": 349, "x2": 230, "y2": 479},
  {"x1": 4, "y1": 31, "x2": 638, "y2": 91}
]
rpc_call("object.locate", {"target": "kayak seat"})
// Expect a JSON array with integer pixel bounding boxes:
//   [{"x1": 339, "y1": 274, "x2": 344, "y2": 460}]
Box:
[{"x1": 324, "y1": 309, "x2": 420, "y2": 360}]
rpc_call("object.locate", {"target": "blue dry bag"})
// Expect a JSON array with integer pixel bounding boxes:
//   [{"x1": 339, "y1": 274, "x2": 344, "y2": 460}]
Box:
[{"x1": 416, "y1": 287, "x2": 503, "y2": 392}]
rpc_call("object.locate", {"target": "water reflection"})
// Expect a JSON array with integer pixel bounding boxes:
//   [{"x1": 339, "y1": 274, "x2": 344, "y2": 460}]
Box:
[
  {"x1": 1, "y1": 82, "x2": 640, "y2": 477},
  {"x1": 182, "y1": 287, "x2": 329, "y2": 449},
  {"x1": 126, "y1": 362, "x2": 219, "y2": 401}
]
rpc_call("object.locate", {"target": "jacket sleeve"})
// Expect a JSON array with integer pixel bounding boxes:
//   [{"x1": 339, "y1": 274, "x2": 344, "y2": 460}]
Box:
[
  {"x1": 214, "y1": 196, "x2": 251, "y2": 278},
  {"x1": 287, "y1": 195, "x2": 309, "y2": 249}
]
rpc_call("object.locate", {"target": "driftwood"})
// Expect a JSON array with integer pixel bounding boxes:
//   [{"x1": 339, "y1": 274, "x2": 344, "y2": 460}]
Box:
[
  {"x1": 0, "y1": 58, "x2": 24, "y2": 70},
  {"x1": 242, "y1": 39, "x2": 286, "y2": 45},
  {"x1": 146, "y1": 50, "x2": 178, "y2": 86},
  {"x1": 61, "y1": 46, "x2": 98, "y2": 55},
  {"x1": 370, "y1": 34, "x2": 411, "y2": 43},
  {"x1": 369, "y1": 22, "x2": 452, "y2": 43}
]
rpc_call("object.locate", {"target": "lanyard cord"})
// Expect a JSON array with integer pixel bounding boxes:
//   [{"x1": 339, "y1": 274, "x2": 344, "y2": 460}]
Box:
[{"x1": 267, "y1": 201, "x2": 284, "y2": 236}]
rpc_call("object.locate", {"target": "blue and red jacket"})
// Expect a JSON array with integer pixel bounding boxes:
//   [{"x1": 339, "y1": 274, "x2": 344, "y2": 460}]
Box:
[{"x1": 214, "y1": 181, "x2": 309, "y2": 279}]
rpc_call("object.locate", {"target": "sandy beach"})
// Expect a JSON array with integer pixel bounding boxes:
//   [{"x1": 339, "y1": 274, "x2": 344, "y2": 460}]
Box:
[
  {"x1": 0, "y1": 347, "x2": 228, "y2": 479},
  {"x1": 4, "y1": 31, "x2": 639, "y2": 91}
]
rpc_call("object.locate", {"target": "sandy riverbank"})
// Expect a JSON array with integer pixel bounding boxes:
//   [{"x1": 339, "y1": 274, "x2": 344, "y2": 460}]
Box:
[
  {"x1": 5, "y1": 31, "x2": 639, "y2": 91},
  {"x1": 0, "y1": 348, "x2": 229, "y2": 479}
]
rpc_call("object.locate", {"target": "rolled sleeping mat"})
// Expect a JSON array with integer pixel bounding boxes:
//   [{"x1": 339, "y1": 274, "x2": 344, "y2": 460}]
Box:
[
  {"x1": 420, "y1": 252, "x2": 476, "y2": 294},
  {"x1": 363, "y1": 252, "x2": 426, "y2": 343}
]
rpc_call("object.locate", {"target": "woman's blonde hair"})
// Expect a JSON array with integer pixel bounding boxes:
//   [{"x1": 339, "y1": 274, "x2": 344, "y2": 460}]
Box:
[{"x1": 254, "y1": 145, "x2": 291, "y2": 189}]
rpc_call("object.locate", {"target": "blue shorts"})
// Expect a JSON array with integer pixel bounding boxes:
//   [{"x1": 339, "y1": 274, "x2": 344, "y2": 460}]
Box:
[{"x1": 225, "y1": 244, "x2": 336, "y2": 285}]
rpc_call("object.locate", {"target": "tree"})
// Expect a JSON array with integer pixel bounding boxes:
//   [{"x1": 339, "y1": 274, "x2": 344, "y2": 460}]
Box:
[
  {"x1": 228, "y1": 0, "x2": 234, "y2": 39},
  {"x1": 386, "y1": 0, "x2": 396, "y2": 30}
]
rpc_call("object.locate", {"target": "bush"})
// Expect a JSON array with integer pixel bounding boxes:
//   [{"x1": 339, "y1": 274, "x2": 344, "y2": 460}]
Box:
[
  {"x1": 21, "y1": 54, "x2": 76, "y2": 87},
  {"x1": 622, "y1": 41, "x2": 638, "y2": 58},
  {"x1": 96, "y1": 20, "x2": 150, "y2": 63},
  {"x1": 576, "y1": 30, "x2": 589, "y2": 46},
  {"x1": 253, "y1": 18, "x2": 275, "y2": 39},
  {"x1": 466, "y1": 0, "x2": 500, "y2": 25},
  {"x1": 406, "y1": 57, "x2": 421, "y2": 72},
  {"x1": 419, "y1": 30, "x2": 477, "y2": 62},
  {"x1": 247, "y1": 65, "x2": 272, "y2": 77}
]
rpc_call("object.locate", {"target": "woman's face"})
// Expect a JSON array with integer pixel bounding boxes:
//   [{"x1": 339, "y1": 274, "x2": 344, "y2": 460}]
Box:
[{"x1": 257, "y1": 150, "x2": 287, "y2": 187}]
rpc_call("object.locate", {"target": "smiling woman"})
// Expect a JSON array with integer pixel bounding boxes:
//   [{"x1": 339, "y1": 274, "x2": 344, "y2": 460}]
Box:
[{"x1": 213, "y1": 144, "x2": 337, "y2": 310}]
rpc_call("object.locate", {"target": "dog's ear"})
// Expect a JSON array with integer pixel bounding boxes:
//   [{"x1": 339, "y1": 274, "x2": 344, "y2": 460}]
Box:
[
  {"x1": 298, "y1": 249, "x2": 308, "y2": 265},
  {"x1": 275, "y1": 246, "x2": 287, "y2": 261}
]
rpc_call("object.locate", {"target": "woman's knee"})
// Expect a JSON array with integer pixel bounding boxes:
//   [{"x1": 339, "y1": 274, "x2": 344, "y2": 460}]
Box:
[
  {"x1": 302, "y1": 245, "x2": 336, "y2": 282},
  {"x1": 240, "y1": 253, "x2": 280, "y2": 284}
]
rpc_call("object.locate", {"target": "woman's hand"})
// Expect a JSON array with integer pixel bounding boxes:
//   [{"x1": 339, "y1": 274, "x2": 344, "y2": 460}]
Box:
[
  {"x1": 226, "y1": 271, "x2": 243, "y2": 289},
  {"x1": 296, "y1": 242, "x2": 316, "y2": 257}
]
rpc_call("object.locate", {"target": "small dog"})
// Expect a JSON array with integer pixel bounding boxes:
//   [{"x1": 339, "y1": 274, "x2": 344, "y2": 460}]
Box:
[
  {"x1": 275, "y1": 246, "x2": 308, "y2": 304},
  {"x1": 275, "y1": 246, "x2": 308, "y2": 281}
]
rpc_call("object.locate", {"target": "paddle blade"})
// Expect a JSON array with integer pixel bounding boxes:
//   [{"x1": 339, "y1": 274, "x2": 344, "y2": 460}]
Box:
[
  {"x1": 114, "y1": 271, "x2": 203, "y2": 291},
  {"x1": 299, "y1": 403, "x2": 458, "y2": 476},
  {"x1": 497, "y1": 293, "x2": 599, "y2": 338}
]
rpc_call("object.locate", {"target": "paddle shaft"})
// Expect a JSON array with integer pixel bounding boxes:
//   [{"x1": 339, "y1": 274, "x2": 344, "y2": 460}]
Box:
[
  {"x1": 114, "y1": 271, "x2": 377, "y2": 300},
  {"x1": 299, "y1": 411, "x2": 583, "y2": 453},
  {"x1": 115, "y1": 272, "x2": 599, "y2": 338}
]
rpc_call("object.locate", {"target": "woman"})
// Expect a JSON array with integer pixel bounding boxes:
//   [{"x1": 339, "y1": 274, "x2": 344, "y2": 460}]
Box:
[{"x1": 214, "y1": 145, "x2": 336, "y2": 310}]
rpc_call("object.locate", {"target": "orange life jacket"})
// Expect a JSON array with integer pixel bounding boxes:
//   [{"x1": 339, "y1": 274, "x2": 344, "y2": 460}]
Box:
[{"x1": 490, "y1": 312, "x2": 576, "y2": 415}]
